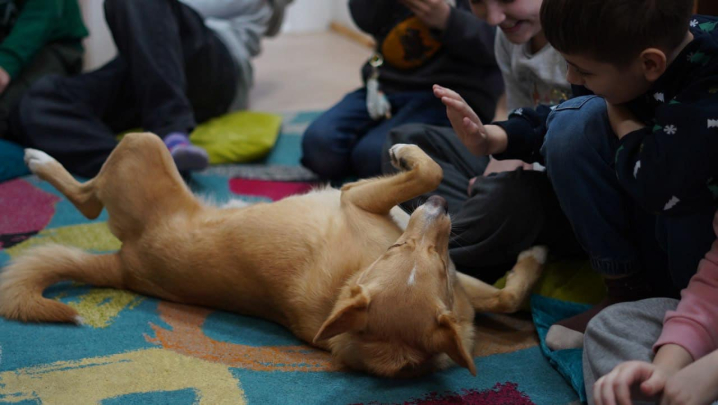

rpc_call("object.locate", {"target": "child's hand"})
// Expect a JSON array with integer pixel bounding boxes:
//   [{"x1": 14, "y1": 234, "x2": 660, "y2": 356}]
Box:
[
  {"x1": 605, "y1": 101, "x2": 644, "y2": 140},
  {"x1": 399, "y1": 0, "x2": 451, "y2": 30},
  {"x1": 593, "y1": 360, "x2": 672, "y2": 405},
  {"x1": 0, "y1": 67, "x2": 10, "y2": 94},
  {"x1": 659, "y1": 350, "x2": 718, "y2": 405},
  {"x1": 433, "y1": 84, "x2": 497, "y2": 156}
]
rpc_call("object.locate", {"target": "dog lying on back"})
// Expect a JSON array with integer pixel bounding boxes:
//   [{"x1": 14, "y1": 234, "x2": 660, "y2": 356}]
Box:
[{"x1": 0, "y1": 133, "x2": 546, "y2": 377}]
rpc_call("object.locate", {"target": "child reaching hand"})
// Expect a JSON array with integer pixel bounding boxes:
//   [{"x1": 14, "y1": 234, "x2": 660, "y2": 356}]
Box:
[{"x1": 382, "y1": 0, "x2": 584, "y2": 282}]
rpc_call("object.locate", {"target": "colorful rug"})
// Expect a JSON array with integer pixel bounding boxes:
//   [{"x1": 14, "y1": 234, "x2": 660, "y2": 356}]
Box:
[{"x1": 0, "y1": 111, "x2": 580, "y2": 405}]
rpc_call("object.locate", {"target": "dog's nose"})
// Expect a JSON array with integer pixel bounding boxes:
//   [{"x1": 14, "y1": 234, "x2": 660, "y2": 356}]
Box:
[{"x1": 426, "y1": 195, "x2": 448, "y2": 214}]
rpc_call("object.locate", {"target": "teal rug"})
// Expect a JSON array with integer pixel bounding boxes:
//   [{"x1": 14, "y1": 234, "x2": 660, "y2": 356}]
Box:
[{"x1": 0, "y1": 111, "x2": 580, "y2": 404}]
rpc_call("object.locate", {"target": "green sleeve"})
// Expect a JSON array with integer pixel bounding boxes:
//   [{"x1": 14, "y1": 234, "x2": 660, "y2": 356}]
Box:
[{"x1": 0, "y1": 0, "x2": 62, "y2": 78}]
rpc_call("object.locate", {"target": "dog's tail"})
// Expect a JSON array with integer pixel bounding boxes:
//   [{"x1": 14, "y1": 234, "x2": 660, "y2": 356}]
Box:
[{"x1": 0, "y1": 244, "x2": 123, "y2": 323}]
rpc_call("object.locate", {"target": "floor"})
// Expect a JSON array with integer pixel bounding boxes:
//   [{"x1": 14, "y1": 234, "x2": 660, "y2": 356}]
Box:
[
  {"x1": 249, "y1": 31, "x2": 507, "y2": 120},
  {"x1": 249, "y1": 31, "x2": 372, "y2": 113}
]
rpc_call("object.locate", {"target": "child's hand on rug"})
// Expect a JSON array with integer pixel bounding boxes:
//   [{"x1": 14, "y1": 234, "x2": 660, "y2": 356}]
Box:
[
  {"x1": 594, "y1": 344, "x2": 694, "y2": 405},
  {"x1": 433, "y1": 84, "x2": 507, "y2": 156},
  {"x1": 593, "y1": 360, "x2": 670, "y2": 405}
]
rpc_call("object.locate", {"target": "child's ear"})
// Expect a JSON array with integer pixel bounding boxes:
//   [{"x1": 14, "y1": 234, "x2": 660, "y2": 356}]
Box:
[{"x1": 639, "y1": 48, "x2": 668, "y2": 82}]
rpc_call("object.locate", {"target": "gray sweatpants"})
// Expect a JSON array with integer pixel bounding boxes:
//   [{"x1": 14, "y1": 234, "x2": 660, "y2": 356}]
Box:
[{"x1": 583, "y1": 298, "x2": 685, "y2": 405}]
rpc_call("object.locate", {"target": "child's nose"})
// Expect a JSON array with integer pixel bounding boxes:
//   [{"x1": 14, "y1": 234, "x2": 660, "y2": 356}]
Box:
[{"x1": 485, "y1": 3, "x2": 506, "y2": 26}]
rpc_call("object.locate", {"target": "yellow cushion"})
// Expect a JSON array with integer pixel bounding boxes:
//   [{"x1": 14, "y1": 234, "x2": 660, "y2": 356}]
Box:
[
  {"x1": 494, "y1": 259, "x2": 605, "y2": 311},
  {"x1": 190, "y1": 111, "x2": 282, "y2": 164}
]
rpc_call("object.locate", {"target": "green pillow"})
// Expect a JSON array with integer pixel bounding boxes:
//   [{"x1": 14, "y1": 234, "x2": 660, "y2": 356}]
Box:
[
  {"x1": 190, "y1": 111, "x2": 282, "y2": 164},
  {"x1": 494, "y1": 259, "x2": 605, "y2": 311}
]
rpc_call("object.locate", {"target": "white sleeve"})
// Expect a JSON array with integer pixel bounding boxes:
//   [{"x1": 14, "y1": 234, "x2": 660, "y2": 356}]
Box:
[{"x1": 179, "y1": 0, "x2": 268, "y2": 19}]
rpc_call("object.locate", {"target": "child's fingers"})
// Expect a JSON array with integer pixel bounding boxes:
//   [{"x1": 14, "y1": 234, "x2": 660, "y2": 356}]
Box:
[
  {"x1": 599, "y1": 374, "x2": 619, "y2": 405},
  {"x1": 433, "y1": 85, "x2": 463, "y2": 101},
  {"x1": 441, "y1": 97, "x2": 473, "y2": 118},
  {"x1": 640, "y1": 372, "x2": 665, "y2": 396}
]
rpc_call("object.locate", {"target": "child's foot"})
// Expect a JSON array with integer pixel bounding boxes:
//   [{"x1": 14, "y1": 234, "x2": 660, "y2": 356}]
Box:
[
  {"x1": 164, "y1": 132, "x2": 209, "y2": 172},
  {"x1": 545, "y1": 272, "x2": 659, "y2": 351}
]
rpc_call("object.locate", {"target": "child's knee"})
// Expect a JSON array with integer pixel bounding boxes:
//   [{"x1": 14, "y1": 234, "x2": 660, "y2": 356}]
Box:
[{"x1": 542, "y1": 96, "x2": 612, "y2": 172}]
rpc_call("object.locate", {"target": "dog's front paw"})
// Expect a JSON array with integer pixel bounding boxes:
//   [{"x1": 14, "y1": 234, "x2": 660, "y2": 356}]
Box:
[
  {"x1": 24, "y1": 149, "x2": 56, "y2": 174},
  {"x1": 517, "y1": 245, "x2": 548, "y2": 265},
  {"x1": 389, "y1": 144, "x2": 423, "y2": 171}
]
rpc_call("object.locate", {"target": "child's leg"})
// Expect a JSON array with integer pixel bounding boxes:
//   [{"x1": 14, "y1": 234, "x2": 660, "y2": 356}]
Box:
[
  {"x1": 542, "y1": 95, "x2": 643, "y2": 275},
  {"x1": 380, "y1": 123, "x2": 582, "y2": 283},
  {"x1": 103, "y1": 0, "x2": 232, "y2": 136},
  {"x1": 350, "y1": 91, "x2": 449, "y2": 179},
  {"x1": 12, "y1": 59, "x2": 138, "y2": 178},
  {"x1": 380, "y1": 123, "x2": 489, "y2": 214},
  {"x1": 0, "y1": 43, "x2": 83, "y2": 138},
  {"x1": 104, "y1": 0, "x2": 239, "y2": 172},
  {"x1": 300, "y1": 88, "x2": 376, "y2": 180},
  {"x1": 541, "y1": 96, "x2": 669, "y2": 348},
  {"x1": 450, "y1": 169, "x2": 583, "y2": 283},
  {"x1": 583, "y1": 298, "x2": 678, "y2": 405}
]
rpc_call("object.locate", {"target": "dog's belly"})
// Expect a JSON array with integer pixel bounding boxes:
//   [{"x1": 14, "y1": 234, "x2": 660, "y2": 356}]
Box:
[{"x1": 118, "y1": 189, "x2": 406, "y2": 334}]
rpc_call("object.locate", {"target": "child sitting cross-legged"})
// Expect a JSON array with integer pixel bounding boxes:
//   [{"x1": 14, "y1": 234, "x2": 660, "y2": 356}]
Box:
[{"x1": 535, "y1": 0, "x2": 718, "y2": 350}]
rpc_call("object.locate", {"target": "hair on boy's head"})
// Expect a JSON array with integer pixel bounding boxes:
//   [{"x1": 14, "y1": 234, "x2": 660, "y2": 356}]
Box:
[{"x1": 540, "y1": 0, "x2": 694, "y2": 66}]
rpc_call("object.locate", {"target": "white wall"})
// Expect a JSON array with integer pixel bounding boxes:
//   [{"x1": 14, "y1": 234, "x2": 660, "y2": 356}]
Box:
[{"x1": 79, "y1": 0, "x2": 352, "y2": 70}]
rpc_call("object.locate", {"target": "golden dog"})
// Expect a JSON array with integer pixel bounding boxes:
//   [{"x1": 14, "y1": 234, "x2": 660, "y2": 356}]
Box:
[{"x1": 0, "y1": 132, "x2": 546, "y2": 377}]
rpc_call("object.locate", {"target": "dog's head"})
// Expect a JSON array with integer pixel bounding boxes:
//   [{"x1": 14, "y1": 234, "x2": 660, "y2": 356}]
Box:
[{"x1": 313, "y1": 195, "x2": 476, "y2": 377}]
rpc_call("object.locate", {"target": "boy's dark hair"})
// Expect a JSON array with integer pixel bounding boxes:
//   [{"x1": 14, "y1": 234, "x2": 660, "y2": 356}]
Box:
[{"x1": 540, "y1": 0, "x2": 694, "y2": 66}]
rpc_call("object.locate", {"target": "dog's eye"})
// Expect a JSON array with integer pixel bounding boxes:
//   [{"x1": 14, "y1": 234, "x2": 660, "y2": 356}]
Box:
[{"x1": 388, "y1": 243, "x2": 406, "y2": 250}]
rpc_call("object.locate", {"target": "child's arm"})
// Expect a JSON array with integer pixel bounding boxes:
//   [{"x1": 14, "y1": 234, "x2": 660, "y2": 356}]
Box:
[
  {"x1": 433, "y1": 1, "x2": 496, "y2": 65},
  {"x1": 659, "y1": 348, "x2": 718, "y2": 405},
  {"x1": 433, "y1": 84, "x2": 507, "y2": 156},
  {"x1": 0, "y1": 0, "x2": 62, "y2": 84}
]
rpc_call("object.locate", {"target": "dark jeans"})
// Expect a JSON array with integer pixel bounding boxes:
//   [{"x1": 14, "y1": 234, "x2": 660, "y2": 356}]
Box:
[
  {"x1": 383, "y1": 123, "x2": 583, "y2": 283},
  {"x1": 542, "y1": 95, "x2": 716, "y2": 291},
  {"x1": 0, "y1": 42, "x2": 83, "y2": 137},
  {"x1": 10, "y1": 0, "x2": 237, "y2": 178},
  {"x1": 301, "y1": 88, "x2": 450, "y2": 180}
]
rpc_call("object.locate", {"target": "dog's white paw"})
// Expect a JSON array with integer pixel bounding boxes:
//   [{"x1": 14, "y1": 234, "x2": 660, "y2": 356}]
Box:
[
  {"x1": 389, "y1": 144, "x2": 411, "y2": 171},
  {"x1": 24, "y1": 149, "x2": 56, "y2": 173},
  {"x1": 518, "y1": 245, "x2": 548, "y2": 265},
  {"x1": 73, "y1": 315, "x2": 86, "y2": 326}
]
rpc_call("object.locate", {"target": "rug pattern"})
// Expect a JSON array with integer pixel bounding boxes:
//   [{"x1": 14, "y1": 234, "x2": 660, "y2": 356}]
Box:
[{"x1": 0, "y1": 112, "x2": 579, "y2": 405}]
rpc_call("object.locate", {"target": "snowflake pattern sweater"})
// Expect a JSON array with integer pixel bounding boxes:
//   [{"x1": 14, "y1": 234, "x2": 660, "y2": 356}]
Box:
[{"x1": 495, "y1": 15, "x2": 718, "y2": 215}]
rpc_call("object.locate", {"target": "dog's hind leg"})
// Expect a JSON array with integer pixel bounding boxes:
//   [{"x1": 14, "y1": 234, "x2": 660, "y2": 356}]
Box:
[
  {"x1": 24, "y1": 149, "x2": 103, "y2": 219},
  {"x1": 341, "y1": 144, "x2": 443, "y2": 215},
  {"x1": 457, "y1": 246, "x2": 547, "y2": 314}
]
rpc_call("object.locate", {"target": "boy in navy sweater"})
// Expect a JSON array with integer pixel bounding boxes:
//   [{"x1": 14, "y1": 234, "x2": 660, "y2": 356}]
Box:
[
  {"x1": 519, "y1": 0, "x2": 718, "y2": 349},
  {"x1": 442, "y1": 0, "x2": 718, "y2": 349}
]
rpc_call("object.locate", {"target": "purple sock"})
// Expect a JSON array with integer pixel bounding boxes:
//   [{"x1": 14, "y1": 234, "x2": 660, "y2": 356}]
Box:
[{"x1": 163, "y1": 132, "x2": 209, "y2": 172}]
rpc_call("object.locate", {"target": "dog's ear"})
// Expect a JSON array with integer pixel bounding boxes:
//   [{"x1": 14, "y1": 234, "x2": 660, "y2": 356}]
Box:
[
  {"x1": 436, "y1": 312, "x2": 477, "y2": 376},
  {"x1": 313, "y1": 285, "x2": 371, "y2": 343}
]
